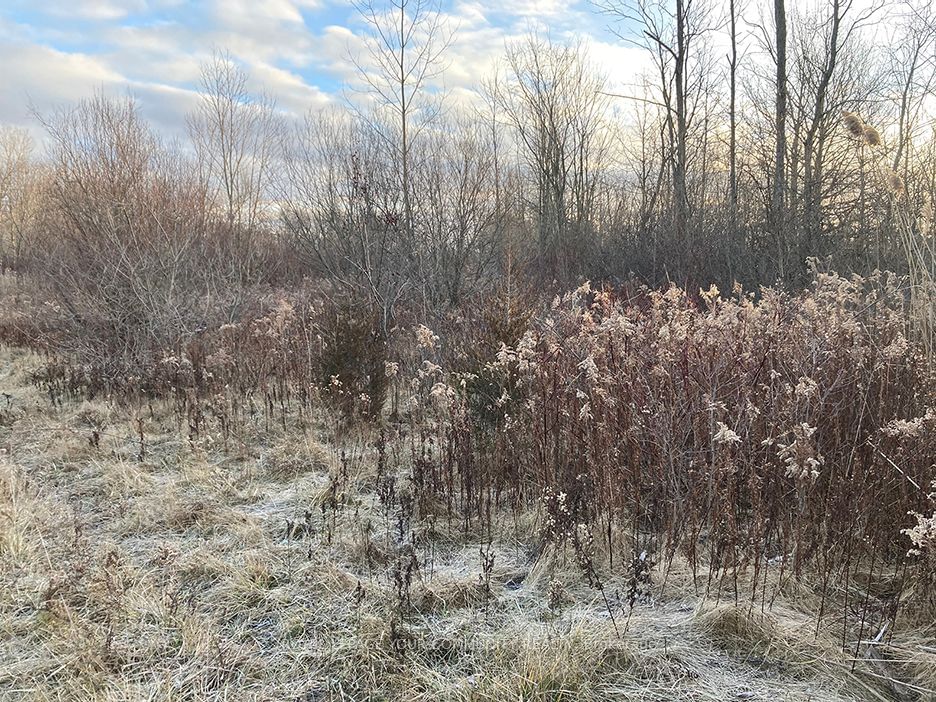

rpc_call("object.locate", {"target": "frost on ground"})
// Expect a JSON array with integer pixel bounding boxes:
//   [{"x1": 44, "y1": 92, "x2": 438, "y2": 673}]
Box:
[{"x1": 1, "y1": 347, "x2": 933, "y2": 702}]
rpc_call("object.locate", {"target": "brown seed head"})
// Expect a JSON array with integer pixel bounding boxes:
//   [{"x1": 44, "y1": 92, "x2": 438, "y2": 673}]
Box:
[
  {"x1": 862, "y1": 124, "x2": 882, "y2": 147},
  {"x1": 883, "y1": 168, "x2": 905, "y2": 196},
  {"x1": 842, "y1": 111, "x2": 865, "y2": 138}
]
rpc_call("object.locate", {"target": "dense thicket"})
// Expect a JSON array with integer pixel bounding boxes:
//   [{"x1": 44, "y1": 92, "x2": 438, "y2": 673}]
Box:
[{"x1": 0, "y1": 3, "x2": 933, "y2": 357}]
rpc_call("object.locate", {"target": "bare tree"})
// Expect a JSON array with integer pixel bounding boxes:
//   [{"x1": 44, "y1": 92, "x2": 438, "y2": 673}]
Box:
[
  {"x1": 350, "y1": 0, "x2": 452, "y2": 237},
  {"x1": 890, "y1": 3, "x2": 936, "y2": 178},
  {"x1": 770, "y1": 0, "x2": 788, "y2": 277},
  {"x1": 409, "y1": 116, "x2": 503, "y2": 308},
  {"x1": 188, "y1": 51, "x2": 280, "y2": 238},
  {"x1": 32, "y1": 95, "x2": 230, "y2": 371},
  {"x1": 726, "y1": 0, "x2": 741, "y2": 223},
  {"x1": 596, "y1": 0, "x2": 713, "y2": 285},
  {"x1": 0, "y1": 126, "x2": 42, "y2": 270},
  {"x1": 282, "y1": 109, "x2": 411, "y2": 333},
  {"x1": 798, "y1": 0, "x2": 882, "y2": 248},
  {"x1": 492, "y1": 34, "x2": 611, "y2": 282}
]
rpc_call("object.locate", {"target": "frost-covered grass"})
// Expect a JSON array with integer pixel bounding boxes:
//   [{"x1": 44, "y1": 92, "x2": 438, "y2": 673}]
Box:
[{"x1": 1, "y1": 341, "x2": 934, "y2": 701}]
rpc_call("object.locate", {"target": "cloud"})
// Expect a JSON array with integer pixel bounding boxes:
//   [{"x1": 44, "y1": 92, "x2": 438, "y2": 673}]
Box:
[
  {"x1": 474, "y1": 0, "x2": 580, "y2": 18},
  {"x1": 40, "y1": 0, "x2": 150, "y2": 21},
  {"x1": 216, "y1": 0, "x2": 321, "y2": 26},
  {"x1": 124, "y1": 82, "x2": 201, "y2": 139},
  {"x1": 450, "y1": 1, "x2": 487, "y2": 26},
  {"x1": 98, "y1": 23, "x2": 205, "y2": 85},
  {"x1": 0, "y1": 0, "x2": 653, "y2": 140},
  {"x1": 248, "y1": 62, "x2": 333, "y2": 114},
  {"x1": 0, "y1": 41, "x2": 122, "y2": 126},
  {"x1": 588, "y1": 39, "x2": 656, "y2": 92}
]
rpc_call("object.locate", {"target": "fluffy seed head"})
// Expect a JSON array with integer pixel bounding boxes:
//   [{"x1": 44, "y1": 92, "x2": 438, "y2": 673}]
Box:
[
  {"x1": 842, "y1": 111, "x2": 864, "y2": 138},
  {"x1": 883, "y1": 168, "x2": 905, "y2": 196},
  {"x1": 921, "y1": 194, "x2": 933, "y2": 237},
  {"x1": 862, "y1": 124, "x2": 882, "y2": 147}
]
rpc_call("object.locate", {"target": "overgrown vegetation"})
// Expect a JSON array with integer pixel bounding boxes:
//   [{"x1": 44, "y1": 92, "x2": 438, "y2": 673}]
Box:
[{"x1": 1, "y1": 0, "x2": 935, "y2": 698}]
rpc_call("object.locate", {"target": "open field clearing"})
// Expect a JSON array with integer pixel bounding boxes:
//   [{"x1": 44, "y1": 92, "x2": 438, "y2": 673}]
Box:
[
  {"x1": 1, "y1": 285, "x2": 934, "y2": 702},
  {"x1": 2, "y1": 1, "x2": 936, "y2": 697}
]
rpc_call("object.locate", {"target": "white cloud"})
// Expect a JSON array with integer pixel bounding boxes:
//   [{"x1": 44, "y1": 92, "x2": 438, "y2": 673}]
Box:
[
  {"x1": 0, "y1": 41, "x2": 122, "y2": 126},
  {"x1": 124, "y1": 82, "x2": 201, "y2": 139},
  {"x1": 0, "y1": 0, "x2": 662, "y2": 140},
  {"x1": 98, "y1": 24, "x2": 205, "y2": 84},
  {"x1": 206, "y1": 0, "x2": 319, "y2": 65},
  {"x1": 588, "y1": 39, "x2": 655, "y2": 93},
  {"x1": 248, "y1": 62, "x2": 332, "y2": 114},
  {"x1": 41, "y1": 0, "x2": 150, "y2": 21},
  {"x1": 475, "y1": 0, "x2": 579, "y2": 18}
]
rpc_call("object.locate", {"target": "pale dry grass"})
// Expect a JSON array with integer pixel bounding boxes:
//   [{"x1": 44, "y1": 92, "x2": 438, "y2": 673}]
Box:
[{"x1": 0, "y1": 347, "x2": 931, "y2": 702}]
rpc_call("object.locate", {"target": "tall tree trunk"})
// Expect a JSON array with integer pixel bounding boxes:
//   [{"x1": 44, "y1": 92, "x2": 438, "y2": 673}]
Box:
[
  {"x1": 674, "y1": 0, "x2": 689, "y2": 248},
  {"x1": 771, "y1": 0, "x2": 788, "y2": 280},
  {"x1": 801, "y1": 0, "x2": 841, "y2": 260},
  {"x1": 728, "y1": 0, "x2": 738, "y2": 228},
  {"x1": 399, "y1": 3, "x2": 412, "y2": 239}
]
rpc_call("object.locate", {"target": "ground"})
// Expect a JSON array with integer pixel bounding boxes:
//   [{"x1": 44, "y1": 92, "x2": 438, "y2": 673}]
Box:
[{"x1": 1, "y1": 346, "x2": 933, "y2": 701}]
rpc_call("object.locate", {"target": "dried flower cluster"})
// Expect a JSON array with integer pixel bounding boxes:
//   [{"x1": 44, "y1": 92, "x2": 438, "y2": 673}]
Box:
[
  {"x1": 777, "y1": 422, "x2": 823, "y2": 482},
  {"x1": 15, "y1": 268, "x2": 936, "y2": 625},
  {"x1": 883, "y1": 167, "x2": 906, "y2": 196},
  {"x1": 397, "y1": 270, "x2": 935, "y2": 616},
  {"x1": 842, "y1": 111, "x2": 883, "y2": 149}
]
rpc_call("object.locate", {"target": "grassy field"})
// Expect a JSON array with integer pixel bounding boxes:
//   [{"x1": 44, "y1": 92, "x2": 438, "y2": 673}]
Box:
[{"x1": 1, "y1": 345, "x2": 934, "y2": 702}]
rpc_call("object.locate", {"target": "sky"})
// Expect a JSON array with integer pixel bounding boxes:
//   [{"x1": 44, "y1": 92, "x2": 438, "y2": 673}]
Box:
[{"x1": 0, "y1": 0, "x2": 655, "y2": 140}]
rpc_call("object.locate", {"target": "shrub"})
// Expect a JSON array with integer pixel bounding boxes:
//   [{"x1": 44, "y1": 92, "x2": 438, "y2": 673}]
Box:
[
  {"x1": 24, "y1": 95, "x2": 268, "y2": 385},
  {"x1": 398, "y1": 270, "x2": 935, "y2": 616}
]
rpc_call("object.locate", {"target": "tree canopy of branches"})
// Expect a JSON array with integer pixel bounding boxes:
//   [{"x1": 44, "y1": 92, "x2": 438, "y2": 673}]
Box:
[{"x1": 4, "y1": 0, "x2": 936, "y2": 363}]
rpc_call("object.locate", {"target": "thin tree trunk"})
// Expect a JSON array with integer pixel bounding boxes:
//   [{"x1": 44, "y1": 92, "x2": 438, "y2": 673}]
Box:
[
  {"x1": 674, "y1": 0, "x2": 689, "y2": 247},
  {"x1": 728, "y1": 0, "x2": 738, "y2": 227},
  {"x1": 771, "y1": 0, "x2": 788, "y2": 280}
]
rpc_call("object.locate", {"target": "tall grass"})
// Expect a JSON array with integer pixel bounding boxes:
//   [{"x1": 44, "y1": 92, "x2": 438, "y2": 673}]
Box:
[{"x1": 844, "y1": 111, "x2": 936, "y2": 366}]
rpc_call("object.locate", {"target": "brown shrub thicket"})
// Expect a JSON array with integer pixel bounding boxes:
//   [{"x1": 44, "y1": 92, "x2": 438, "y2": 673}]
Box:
[
  {"x1": 399, "y1": 271, "x2": 936, "y2": 625},
  {"x1": 17, "y1": 96, "x2": 289, "y2": 385},
  {"x1": 12, "y1": 264, "x2": 933, "y2": 632},
  {"x1": 0, "y1": 82, "x2": 932, "y2": 648}
]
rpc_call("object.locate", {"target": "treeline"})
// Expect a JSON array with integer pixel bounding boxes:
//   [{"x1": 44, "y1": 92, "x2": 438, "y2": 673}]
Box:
[{"x1": 0, "y1": 0, "x2": 934, "y2": 375}]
